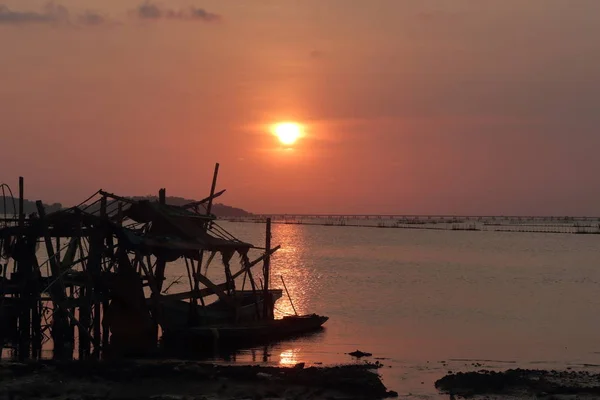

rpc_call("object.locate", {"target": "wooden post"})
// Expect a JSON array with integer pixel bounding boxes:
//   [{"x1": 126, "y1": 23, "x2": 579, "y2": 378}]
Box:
[
  {"x1": 79, "y1": 285, "x2": 90, "y2": 359},
  {"x1": 36, "y1": 201, "x2": 72, "y2": 358},
  {"x1": 158, "y1": 188, "x2": 166, "y2": 206},
  {"x1": 189, "y1": 162, "x2": 218, "y2": 322},
  {"x1": 87, "y1": 232, "x2": 103, "y2": 357},
  {"x1": 151, "y1": 191, "x2": 167, "y2": 342},
  {"x1": 30, "y1": 254, "x2": 42, "y2": 359},
  {"x1": 32, "y1": 290, "x2": 42, "y2": 359},
  {"x1": 18, "y1": 177, "x2": 24, "y2": 226},
  {"x1": 17, "y1": 237, "x2": 33, "y2": 360},
  {"x1": 263, "y1": 218, "x2": 272, "y2": 319},
  {"x1": 280, "y1": 275, "x2": 297, "y2": 315},
  {"x1": 241, "y1": 254, "x2": 261, "y2": 319},
  {"x1": 155, "y1": 190, "x2": 167, "y2": 292},
  {"x1": 95, "y1": 196, "x2": 107, "y2": 357},
  {"x1": 206, "y1": 163, "x2": 219, "y2": 218},
  {"x1": 117, "y1": 203, "x2": 123, "y2": 226}
]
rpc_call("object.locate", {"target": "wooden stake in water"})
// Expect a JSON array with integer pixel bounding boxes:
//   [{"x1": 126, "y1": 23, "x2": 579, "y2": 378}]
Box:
[
  {"x1": 280, "y1": 275, "x2": 298, "y2": 316},
  {"x1": 263, "y1": 218, "x2": 271, "y2": 319}
]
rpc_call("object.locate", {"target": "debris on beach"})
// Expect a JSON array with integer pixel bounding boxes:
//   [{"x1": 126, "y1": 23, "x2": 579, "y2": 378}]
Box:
[
  {"x1": 0, "y1": 360, "x2": 397, "y2": 400},
  {"x1": 349, "y1": 350, "x2": 373, "y2": 358},
  {"x1": 435, "y1": 368, "x2": 600, "y2": 398}
]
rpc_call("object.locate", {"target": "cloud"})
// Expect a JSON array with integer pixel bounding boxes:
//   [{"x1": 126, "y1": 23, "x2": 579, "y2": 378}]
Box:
[
  {"x1": 0, "y1": 3, "x2": 111, "y2": 26},
  {"x1": 135, "y1": 1, "x2": 221, "y2": 22},
  {"x1": 187, "y1": 7, "x2": 221, "y2": 22},
  {"x1": 77, "y1": 10, "x2": 108, "y2": 26},
  {"x1": 137, "y1": 2, "x2": 161, "y2": 19},
  {"x1": 0, "y1": 2, "x2": 69, "y2": 24}
]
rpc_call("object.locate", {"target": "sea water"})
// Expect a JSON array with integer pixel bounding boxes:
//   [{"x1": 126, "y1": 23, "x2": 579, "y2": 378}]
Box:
[{"x1": 163, "y1": 222, "x2": 600, "y2": 398}]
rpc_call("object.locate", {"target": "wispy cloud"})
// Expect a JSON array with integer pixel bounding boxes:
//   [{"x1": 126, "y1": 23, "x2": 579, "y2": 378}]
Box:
[
  {"x1": 137, "y1": 2, "x2": 161, "y2": 19},
  {"x1": 0, "y1": 3, "x2": 111, "y2": 26},
  {"x1": 77, "y1": 10, "x2": 109, "y2": 26},
  {"x1": 134, "y1": 1, "x2": 221, "y2": 22},
  {"x1": 0, "y1": 2, "x2": 219, "y2": 27},
  {"x1": 0, "y1": 3, "x2": 69, "y2": 24}
]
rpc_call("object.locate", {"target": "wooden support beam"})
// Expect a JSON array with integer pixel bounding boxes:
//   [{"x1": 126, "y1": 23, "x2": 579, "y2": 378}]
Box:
[
  {"x1": 36, "y1": 202, "x2": 62, "y2": 279},
  {"x1": 159, "y1": 282, "x2": 229, "y2": 301},
  {"x1": 241, "y1": 253, "x2": 261, "y2": 320},
  {"x1": 194, "y1": 273, "x2": 236, "y2": 308},
  {"x1": 98, "y1": 190, "x2": 137, "y2": 205},
  {"x1": 61, "y1": 238, "x2": 79, "y2": 270},
  {"x1": 190, "y1": 251, "x2": 203, "y2": 306},
  {"x1": 31, "y1": 256, "x2": 42, "y2": 359},
  {"x1": 230, "y1": 245, "x2": 280, "y2": 281},
  {"x1": 18, "y1": 177, "x2": 24, "y2": 227},
  {"x1": 154, "y1": 190, "x2": 167, "y2": 293},
  {"x1": 181, "y1": 189, "x2": 226, "y2": 210},
  {"x1": 97, "y1": 196, "x2": 108, "y2": 356},
  {"x1": 17, "y1": 234, "x2": 36, "y2": 360},
  {"x1": 87, "y1": 233, "x2": 103, "y2": 358},
  {"x1": 36, "y1": 201, "x2": 71, "y2": 358},
  {"x1": 78, "y1": 286, "x2": 91, "y2": 359},
  {"x1": 205, "y1": 163, "x2": 219, "y2": 218},
  {"x1": 263, "y1": 218, "x2": 272, "y2": 319}
]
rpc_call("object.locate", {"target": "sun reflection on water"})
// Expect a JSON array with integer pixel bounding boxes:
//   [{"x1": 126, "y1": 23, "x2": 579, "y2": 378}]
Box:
[
  {"x1": 269, "y1": 224, "x2": 321, "y2": 318},
  {"x1": 279, "y1": 348, "x2": 303, "y2": 366}
]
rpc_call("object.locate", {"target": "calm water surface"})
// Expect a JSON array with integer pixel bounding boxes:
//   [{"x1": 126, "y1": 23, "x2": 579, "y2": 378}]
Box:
[{"x1": 166, "y1": 222, "x2": 600, "y2": 398}]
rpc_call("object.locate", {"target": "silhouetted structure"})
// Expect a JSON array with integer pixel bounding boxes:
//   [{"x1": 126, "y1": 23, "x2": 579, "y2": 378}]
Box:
[{"x1": 0, "y1": 166, "x2": 326, "y2": 360}]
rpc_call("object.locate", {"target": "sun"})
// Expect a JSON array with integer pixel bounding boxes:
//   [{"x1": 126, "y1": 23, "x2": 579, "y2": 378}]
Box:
[{"x1": 273, "y1": 122, "x2": 302, "y2": 146}]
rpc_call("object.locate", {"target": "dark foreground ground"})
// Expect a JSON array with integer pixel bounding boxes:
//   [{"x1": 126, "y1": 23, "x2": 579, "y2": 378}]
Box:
[
  {"x1": 0, "y1": 360, "x2": 397, "y2": 400},
  {"x1": 436, "y1": 368, "x2": 600, "y2": 399}
]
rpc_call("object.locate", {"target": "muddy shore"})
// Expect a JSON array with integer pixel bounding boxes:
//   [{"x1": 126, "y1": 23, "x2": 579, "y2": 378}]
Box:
[
  {"x1": 435, "y1": 368, "x2": 600, "y2": 399},
  {"x1": 0, "y1": 360, "x2": 397, "y2": 400}
]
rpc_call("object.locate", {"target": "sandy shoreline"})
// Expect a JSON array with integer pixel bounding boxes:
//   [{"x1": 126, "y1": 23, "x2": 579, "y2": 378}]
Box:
[{"x1": 0, "y1": 360, "x2": 398, "y2": 400}]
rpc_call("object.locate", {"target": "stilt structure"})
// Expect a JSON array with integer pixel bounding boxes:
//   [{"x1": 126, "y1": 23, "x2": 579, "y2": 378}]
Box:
[{"x1": 0, "y1": 164, "x2": 304, "y2": 359}]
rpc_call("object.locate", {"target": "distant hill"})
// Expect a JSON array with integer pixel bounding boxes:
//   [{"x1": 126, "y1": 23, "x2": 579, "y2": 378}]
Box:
[
  {"x1": 129, "y1": 195, "x2": 252, "y2": 217},
  {"x1": 0, "y1": 196, "x2": 251, "y2": 218}
]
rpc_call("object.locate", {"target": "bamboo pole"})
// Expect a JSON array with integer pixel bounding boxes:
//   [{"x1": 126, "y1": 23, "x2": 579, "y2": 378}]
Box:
[
  {"x1": 14, "y1": 177, "x2": 24, "y2": 358},
  {"x1": 280, "y1": 275, "x2": 297, "y2": 316},
  {"x1": 100, "y1": 196, "x2": 110, "y2": 353},
  {"x1": 241, "y1": 253, "x2": 261, "y2": 320},
  {"x1": 206, "y1": 163, "x2": 219, "y2": 218},
  {"x1": 18, "y1": 177, "x2": 24, "y2": 227},
  {"x1": 155, "y1": 190, "x2": 166, "y2": 292},
  {"x1": 263, "y1": 218, "x2": 272, "y2": 319}
]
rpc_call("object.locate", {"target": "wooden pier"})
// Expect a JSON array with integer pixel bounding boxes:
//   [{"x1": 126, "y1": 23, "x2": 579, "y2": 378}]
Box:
[{"x1": 220, "y1": 214, "x2": 600, "y2": 235}]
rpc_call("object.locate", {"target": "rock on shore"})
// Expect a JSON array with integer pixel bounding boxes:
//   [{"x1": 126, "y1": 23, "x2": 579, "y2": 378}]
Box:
[{"x1": 435, "y1": 368, "x2": 600, "y2": 399}]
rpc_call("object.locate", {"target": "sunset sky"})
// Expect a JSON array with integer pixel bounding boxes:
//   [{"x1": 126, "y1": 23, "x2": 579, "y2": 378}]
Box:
[{"x1": 1, "y1": 0, "x2": 600, "y2": 215}]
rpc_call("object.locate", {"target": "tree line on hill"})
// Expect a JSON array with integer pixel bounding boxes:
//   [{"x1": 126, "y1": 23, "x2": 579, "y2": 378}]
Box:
[
  {"x1": 0, "y1": 199, "x2": 62, "y2": 215},
  {"x1": 0, "y1": 196, "x2": 251, "y2": 217},
  {"x1": 128, "y1": 195, "x2": 251, "y2": 217}
]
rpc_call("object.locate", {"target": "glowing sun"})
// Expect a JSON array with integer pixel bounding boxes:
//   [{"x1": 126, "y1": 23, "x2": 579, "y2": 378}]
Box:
[{"x1": 273, "y1": 122, "x2": 302, "y2": 145}]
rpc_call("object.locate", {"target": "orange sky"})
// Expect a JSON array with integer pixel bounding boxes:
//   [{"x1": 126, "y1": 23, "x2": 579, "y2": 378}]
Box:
[{"x1": 1, "y1": 0, "x2": 600, "y2": 215}]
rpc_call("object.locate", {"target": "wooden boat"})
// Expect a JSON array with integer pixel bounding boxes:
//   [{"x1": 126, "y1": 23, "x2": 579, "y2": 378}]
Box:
[
  {"x1": 107, "y1": 163, "x2": 329, "y2": 350},
  {"x1": 158, "y1": 289, "x2": 284, "y2": 329}
]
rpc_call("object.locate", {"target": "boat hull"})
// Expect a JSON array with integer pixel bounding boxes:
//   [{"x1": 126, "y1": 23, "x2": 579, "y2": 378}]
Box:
[
  {"x1": 158, "y1": 289, "x2": 283, "y2": 330},
  {"x1": 162, "y1": 314, "x2": 328, "y2": 349}
]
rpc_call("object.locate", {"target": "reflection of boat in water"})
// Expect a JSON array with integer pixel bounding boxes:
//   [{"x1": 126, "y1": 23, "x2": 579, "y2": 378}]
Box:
[{"x1": 163, "y1": 314, "x2": 329, "y2": 348}]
